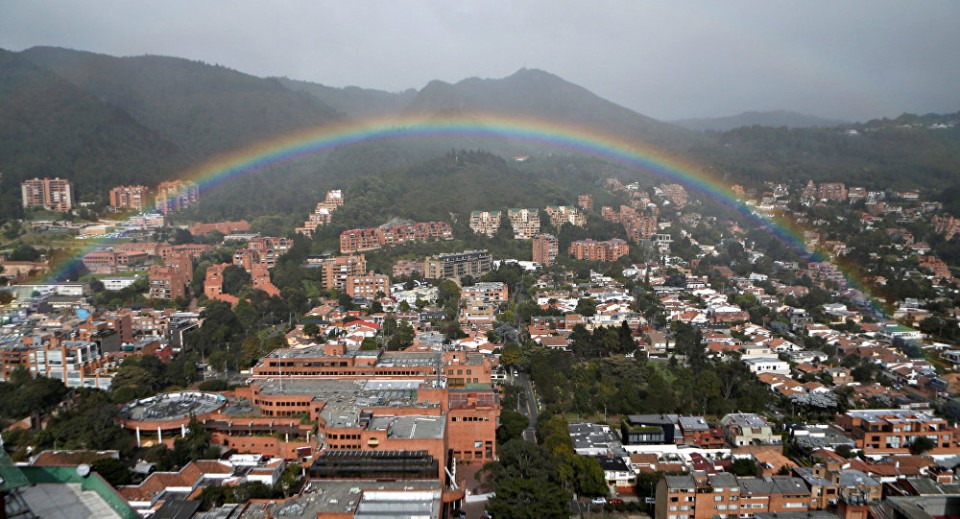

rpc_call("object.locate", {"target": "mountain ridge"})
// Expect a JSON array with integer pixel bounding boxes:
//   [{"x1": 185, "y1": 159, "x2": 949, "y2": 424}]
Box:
[
  {"x1": 673, "y1": 110, "x2": 849, "y2": 132},
  {"x1": 19, "y1": 46, "x2": 344, "y2": 158}
]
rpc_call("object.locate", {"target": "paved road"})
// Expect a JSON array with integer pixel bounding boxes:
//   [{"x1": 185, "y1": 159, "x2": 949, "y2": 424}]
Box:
[{"x1": 513, "y1": 371, "x2": 540, "y2": 443}]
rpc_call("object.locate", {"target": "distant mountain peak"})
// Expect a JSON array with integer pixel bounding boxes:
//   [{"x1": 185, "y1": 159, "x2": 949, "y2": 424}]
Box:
[{"x1": 506, "y1": 67, "x2": 561, "y2": 81}]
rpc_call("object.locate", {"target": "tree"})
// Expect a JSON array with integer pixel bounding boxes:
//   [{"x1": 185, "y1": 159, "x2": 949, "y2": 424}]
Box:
[
  {"x1": 92, "y1": 458, "x2": 132, "y2": 486},
  {"x1": 835, "y1": 444, "x2": 854, "y2": 458},
  {"x1": 221, "y1": 265, "x2": 251, "y2": 295},
  {"x1": 173, "y1": 416, "x2": 218, "y2": 465},
  {"x1": 575, "y1": 298, "x2": 597, "y2": 317},
  {"x1": 109, "y1": 365, "x2": 157, "y2": 403},
  {"x1": 302, "y1": 323, "x2": 319, "y2": 338},
  {"x1": 208, "y1": 350, "x2": 228, "y2": 373},
  {"x1": 909, "y1": 437, "x2": 936, "y2": 455},
  {"x1": 617, "y1": 321, "x2": 635, "y2": 354},
  {"x1": 497, "y1": 409, "x2": 529, "y2": 445},
  {"x1": 8, "y1": 244, "x2": 41, "y2": 262},
  {"x1": 171, "y1": 228, "x2": 194, "y2": 245},
  {"x1": 569, "y1": 454, "x2": 608, "y2": 497},
  {"x1": 485, "y1": 477, "x2": 571, "y2": 519},
  {"x1": 729, "y1": 458, "x2": 759, "y2": 476}
]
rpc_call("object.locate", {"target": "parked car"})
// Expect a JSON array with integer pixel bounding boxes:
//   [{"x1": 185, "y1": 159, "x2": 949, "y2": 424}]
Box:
[{"x1": 591, "y1": 497, "x2": 607, "y2": 505}]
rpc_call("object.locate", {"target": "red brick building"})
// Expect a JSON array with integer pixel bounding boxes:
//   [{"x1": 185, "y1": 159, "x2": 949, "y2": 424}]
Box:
[
  {"x1": 109, "y1": 185, "x2": 151, "y2": 211},
  {"x1": 569, "y1": 238, "x2": 629, "y2": 262},
  {"x1": 656, "y1": 473, "x2": 811, "y2": 519},
  {"x1": 345, "y1": 272, "x2": 390, "y2": 299},
  {"x1": 21, "y1": 177, "x2": 74, "y2": 212},
  {"x1": 836, "y1": 409, "x2": 960, "y2": 455},
  {"x1": 578, "y1": 194, "x2": 594, "y2": 211},
  {"x1": 531, "y1": 233, "x2": 558, "y2": 267},
  {"x1": 308, "y1": 254, "x2": 368, "y2": 291},
  {"x1": 148, "y1": 253, "x2": 193, "y2": 301},
  {"x1": 340, "y1": 222, "x2": 452, "y2": 253}
]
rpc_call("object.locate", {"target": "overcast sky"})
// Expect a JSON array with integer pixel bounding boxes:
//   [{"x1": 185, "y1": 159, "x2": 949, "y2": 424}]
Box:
[{"x1": 2, "y1": 1, "x2": 958, "y2": 121}]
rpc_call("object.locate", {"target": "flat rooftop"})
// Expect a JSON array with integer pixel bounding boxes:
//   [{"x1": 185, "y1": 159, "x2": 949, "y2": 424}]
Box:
[
  {"x1": 255, "y1": 379, "x2": 439, "y2": 429},
  {"x1": 237, "y1": 479, "x2": 442, "y2": 519},
  {"x1": 119, "y1": 391, "x2": 226, "y2": 422},
  {"x1": 16, "y1": 483, "x2": 121, "y2": 519},
  {"x1": 368, "y1": 415, "x2": 445, "y2": 439},
  {"x1": 568, "y1": 423, "x2": 622, "y2": 452},
  {"x1": 847, "y1": 408, "x2": 938, "y2": 423}
]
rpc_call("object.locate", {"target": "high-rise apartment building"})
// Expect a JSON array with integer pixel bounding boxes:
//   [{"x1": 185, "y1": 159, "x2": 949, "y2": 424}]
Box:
[
  {"x1": 307, "y1": 255, "x2": 368, "y2": 291},
  {"x1": 531, "y1": 234, "x2": 558, "y2": 267},
  {"x1": 21, "y1": 177, "x2": 74, "y2": 212}
]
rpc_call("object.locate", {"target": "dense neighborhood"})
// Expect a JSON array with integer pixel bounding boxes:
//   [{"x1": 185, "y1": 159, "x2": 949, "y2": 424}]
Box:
[{"x1": 4, "y1": 171, "x2": 960, "y2": 519}]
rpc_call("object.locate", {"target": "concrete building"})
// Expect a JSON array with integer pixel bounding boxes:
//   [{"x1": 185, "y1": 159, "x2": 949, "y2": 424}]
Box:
[
  {"x1": 469, "y1": 210, "x2": 502, "y2": 236},
  {"x1": 21, "y1": 177, "x2": 74, "y2": 212},
  {"x1": 27, "y1": 337, "x2": 112, "y2": 389},
  {"x1": 423, "y1": 250, "x2": 492, "y2": 280},
  {"x1": 622, "y1": 414, "x2": 680, "y2": 445},
  {"x1": 507, "y1": 208, "x2": 540, "y2": 239},
  {"x1": 743, "y1": 357, "x2": 792, "y2": 375},
  {"x1": 545, "y1": 205, "x2": 586, "y2": 228},
  {"x1": 720, "y1": 413, "x2": 779, "y2": 447},
  {"x1": 109, "y1": 185, "x2": 151, "y2": 211},
  {"x1": 531, "y1": 233, "x2": 558, "y2": 267}
]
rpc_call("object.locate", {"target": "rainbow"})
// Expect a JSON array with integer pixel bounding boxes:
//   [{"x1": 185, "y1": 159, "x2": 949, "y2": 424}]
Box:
[{"x1": 40, "y1": 112, "x2": 885, "y2": 315}]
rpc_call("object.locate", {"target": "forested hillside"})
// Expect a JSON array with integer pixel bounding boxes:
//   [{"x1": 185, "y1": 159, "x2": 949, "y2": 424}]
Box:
[
  {"x1": 694, "y1": 113, "x2": 960, "y2": 190},
  {"x1": 1, "y1": 45, "x2": 958, "y2": 223},
  {"x1": 0, "y1": 49, "x2": 183, "y2": 217},
  {"x1": 20, "y1": 47, "x2": 343, "y2": 158}
]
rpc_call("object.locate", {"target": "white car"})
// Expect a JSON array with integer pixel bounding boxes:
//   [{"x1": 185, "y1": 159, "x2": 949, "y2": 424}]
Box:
[{"x1": 591, "y1": 497, "x2": 607, "y2": 505}]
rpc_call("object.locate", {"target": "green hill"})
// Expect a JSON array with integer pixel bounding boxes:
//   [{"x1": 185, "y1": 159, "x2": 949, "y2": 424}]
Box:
[
  {"x1": 275, "y1": 77, "x2": 417, "y2": 119},
  {"x1": 0, "y1": 49, "x2": 183, "y2": 217},
  {"x1": 693, "y1": 113, "x2": 960, "y2": 190},
  {"x1": 20, "y1": 47, "x2": 343, "y2": 158}
]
